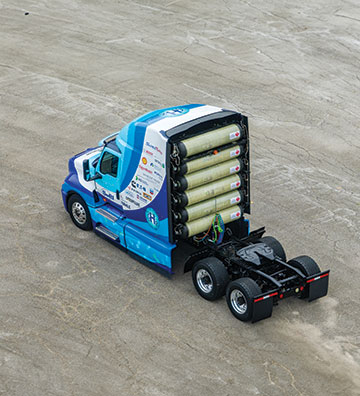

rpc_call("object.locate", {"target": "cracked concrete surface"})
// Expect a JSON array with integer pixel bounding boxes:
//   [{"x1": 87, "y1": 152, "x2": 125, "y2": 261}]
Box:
[{"x1": 0, "y1": 0, "x2": 360, "y2": 395}]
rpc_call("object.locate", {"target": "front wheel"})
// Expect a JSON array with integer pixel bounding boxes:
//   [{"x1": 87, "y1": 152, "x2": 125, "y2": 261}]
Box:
[
  {"x1": 226, "y1": 278, "x2": 262, "y2": 321},
  {"x1": 68, "y1": 194, "x2": 92, "y2": 231},
  {"x1": 192, "y1": 257, "x2": 229, "y2": 301}
]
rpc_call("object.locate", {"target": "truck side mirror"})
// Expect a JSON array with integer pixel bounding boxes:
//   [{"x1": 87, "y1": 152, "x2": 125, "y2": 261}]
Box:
[
  {"x1": 89, "y1": 172, "x2": 102, "y2": 181},
  {"x1": 83, "y1": 159, "x2": 90, "y2": 181}
]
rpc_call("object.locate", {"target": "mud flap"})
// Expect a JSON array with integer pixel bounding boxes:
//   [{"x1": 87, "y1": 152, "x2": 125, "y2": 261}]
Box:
[
  {"x1": 307, "y1": 270, "x2": 330, "y2": 302},
  {"x1": 252, "y1": 291, "x2": 277, "y2": 323}
]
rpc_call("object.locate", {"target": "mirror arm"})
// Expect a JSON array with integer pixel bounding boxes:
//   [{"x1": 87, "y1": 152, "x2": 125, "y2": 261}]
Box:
[{"x1": 89, "y1": 172, "x2": 102, "y2": 181}]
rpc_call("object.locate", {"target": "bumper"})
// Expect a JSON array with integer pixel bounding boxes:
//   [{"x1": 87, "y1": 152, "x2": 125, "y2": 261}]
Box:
[
  {"x1": 252, "y1": 270, "x2": 330, "y2": 323},
  {"x1": 61, "y1": 187, "x2": 68, "y2": 211}
]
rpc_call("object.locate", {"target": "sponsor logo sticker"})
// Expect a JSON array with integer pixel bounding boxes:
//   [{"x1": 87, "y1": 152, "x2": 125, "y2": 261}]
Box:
[
  {"x1": 143, "y1": 192, "x2": 152, "y2": 201},
  {"x1": 139, "y1": 165, "x2": 153, "y2": 174},
  {"x1": 146, "y1": 142, "x2": 163, "y2": 155},
  {"x1": 101, "y1": 189, "x2": 114, "y2": 200},
  {"x1": 153, "y1": 170, "x2": 162, "y2": 179},
  {"x1": 121, "y1": 200, "x2": 131, "y2": 209},
  {"x1": 132, "y1": 180, "x2": 146, "y2": 192},
  {"x1": 161, "y1": 108, "x2": 188, "y2": 117},
  {"x1": 136, "y1": 175, "x2": 149, "y2": 186},
  {"x1": 150, "y1": 162, "x2": 164, "y2": 172},
  {"x1": 125, "y1": 196, "x2": 140, "y2": 208},
  {"x1": 154, "y1": 158, "x2": 165, "y2": 168}
]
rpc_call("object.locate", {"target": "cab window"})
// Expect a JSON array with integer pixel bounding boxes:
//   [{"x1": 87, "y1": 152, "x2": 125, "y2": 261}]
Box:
[{"x1": 100, "y1": 151, "x2": 119, "y2": 177}]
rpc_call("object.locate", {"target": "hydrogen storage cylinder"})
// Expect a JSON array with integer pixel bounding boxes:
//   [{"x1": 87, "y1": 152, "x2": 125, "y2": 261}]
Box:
[
  {"x1": 176, "y1": 205, "x2": 243, "y2": 239},
  {"x1": 169, "y1": 112, "x2": 250, "y2": 241},
  {"x1": 175, "y1": 174, "x2": 242, "y2": 207},
  {"x1": 175, "y1": 158, "x2": 242, "y2": 191},
  {"x1": 177, "y1": 145, "x2": 244, "y2": 175},
  {"x1": 176, "y1": 190, "x2": 243, "y2": 223},
  {"x1": 177, "y1": 124, "x2": 242, "y2": 158}
]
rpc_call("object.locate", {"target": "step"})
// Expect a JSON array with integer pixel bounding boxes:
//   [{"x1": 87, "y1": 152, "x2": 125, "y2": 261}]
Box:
[
  {"x1": 95, "y1": 225, "x2": 119, "y2": 241},
  {"x1": 96, "y1": 208, "x2": 119, "y2": 222}
]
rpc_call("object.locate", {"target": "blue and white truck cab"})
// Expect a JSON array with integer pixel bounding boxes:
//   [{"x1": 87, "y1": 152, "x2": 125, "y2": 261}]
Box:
[{"x1": 62, "y1": 104, "x2": 329, "y2": 322}]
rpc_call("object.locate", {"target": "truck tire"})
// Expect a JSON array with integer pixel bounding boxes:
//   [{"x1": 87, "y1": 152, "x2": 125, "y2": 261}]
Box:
[
  {"x1": 288, "y1": 255, "x2": 320, "y2": 298},
  {"x1": 68, "y1": 194, "x2": 92, "y2": 231},
  {"x1": 192, "y1": 257, "x2": 229, "y2": 301},
  {"x1": 226, "y1": 277, "x2": 262, "y2": 322},
  {"x1": 256, "y1": 236, "x2": 286, "y2": 261}
]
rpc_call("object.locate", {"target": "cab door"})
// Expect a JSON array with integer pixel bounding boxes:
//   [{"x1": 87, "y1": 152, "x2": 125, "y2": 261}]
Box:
[{"x1": 95, "y1": 148, "x2": 123, "y2": 211}]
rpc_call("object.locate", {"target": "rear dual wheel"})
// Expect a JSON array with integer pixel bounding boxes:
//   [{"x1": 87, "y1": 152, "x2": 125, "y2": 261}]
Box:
[
  {"x1": 255, "y1": 235, "x2": 286, "y2": 261},
  {"x1": 192, "y1": 258, "x2": 262, "y2": 322},
  {"x1": 288, "y1": 255, "x2": 320, "y2": 298},
  {"x1": 226, "y1": 278, "x2": 262, "y2": 322},
  {"x1": 192, "y1": 257, "x2": 229, "y2": 301}
]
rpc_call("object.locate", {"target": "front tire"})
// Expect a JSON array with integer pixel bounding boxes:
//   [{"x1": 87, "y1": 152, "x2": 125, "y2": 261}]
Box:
[
  {"x1": 226, "y1": 278, "x2": 262, "y2": 321},
  {"x1": 192, "y1": 257, "x2": 229, "y2": 301},
  {"x1": 68, "y1": 194, "x2": 92, "y2": 231}
]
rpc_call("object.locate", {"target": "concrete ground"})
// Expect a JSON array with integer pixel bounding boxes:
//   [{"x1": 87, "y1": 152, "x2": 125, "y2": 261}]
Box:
[{"x1": 1, "y1": 0, "x2": 359, "y2": 395}]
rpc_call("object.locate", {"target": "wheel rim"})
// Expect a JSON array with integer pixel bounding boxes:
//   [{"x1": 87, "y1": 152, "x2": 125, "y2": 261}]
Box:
[
  {"x1": 196, "y1": 269, "x2": 213, "y2": 294},
  {"x1": 72, "y1": 202, "x2": 87, "y2": 225},
  {"x1": 230, "y1": 289, "x2": 247, "y2": 315}
]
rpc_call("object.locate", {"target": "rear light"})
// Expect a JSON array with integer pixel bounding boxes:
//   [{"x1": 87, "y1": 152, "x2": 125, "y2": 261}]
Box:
[
  {"x1": 279, "y1": 294, "x2": 284, "y2": 299},
  {"x1": 300, "y1": 286, "x2": 304, "y2": 291}
]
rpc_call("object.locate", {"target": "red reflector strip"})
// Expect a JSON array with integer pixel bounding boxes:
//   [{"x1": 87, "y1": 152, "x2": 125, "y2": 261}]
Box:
[
  {"x1": 306, "y1": 273, "x2": 329, "y2": 284},
  {"x1": 254, "y1": 292, "x2": 278, "y2": 303}
]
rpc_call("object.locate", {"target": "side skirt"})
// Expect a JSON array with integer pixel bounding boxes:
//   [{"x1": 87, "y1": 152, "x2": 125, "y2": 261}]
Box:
[{"x1": 93, "y1": 224, "x2": 173, "y2": 278}]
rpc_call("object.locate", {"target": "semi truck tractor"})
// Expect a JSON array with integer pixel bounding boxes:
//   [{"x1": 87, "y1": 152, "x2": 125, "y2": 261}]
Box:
[{"x1": 61, "y1": 104, "x2": 329, "y2": 322}]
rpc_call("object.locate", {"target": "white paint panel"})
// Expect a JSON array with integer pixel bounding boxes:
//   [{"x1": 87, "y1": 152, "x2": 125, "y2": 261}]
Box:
[
  {"x1": 74, "y1": 147, "x2": 102, "y2": 191},
  {"x1": 120, "y1": 127, "x2": 168, "y2": 210},
  {"x1": 151, "y1": 105, "x2": 222, "y2": 131}
]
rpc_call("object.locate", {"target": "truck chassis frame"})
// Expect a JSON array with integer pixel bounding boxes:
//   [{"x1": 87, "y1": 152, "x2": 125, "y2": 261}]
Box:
[{"x1": 184, "y1": 227, "x2": 330, "y2": 322}]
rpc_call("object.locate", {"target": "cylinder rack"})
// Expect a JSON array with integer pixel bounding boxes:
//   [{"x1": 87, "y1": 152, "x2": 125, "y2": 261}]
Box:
[{"x1": 169, "y1": 116, "x2": 250, "y2": 242}]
